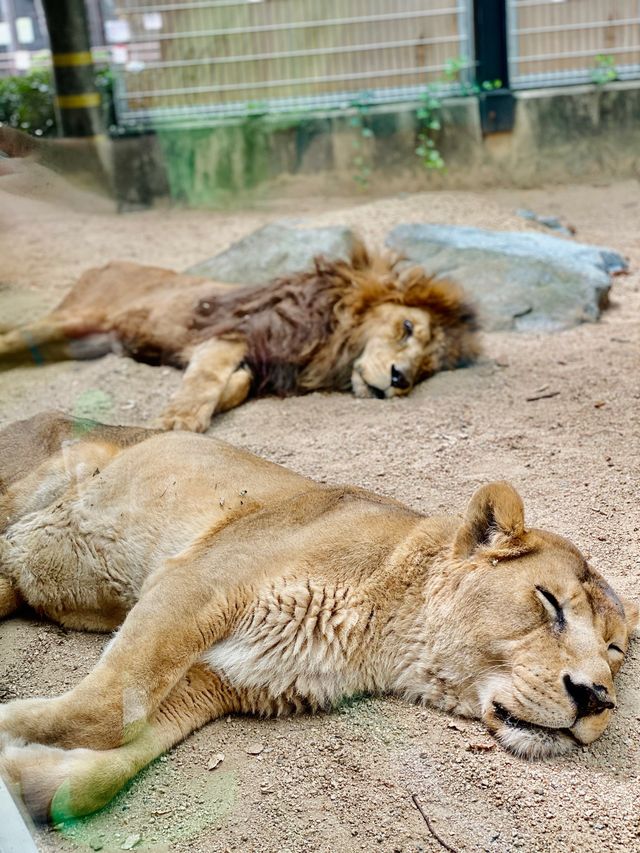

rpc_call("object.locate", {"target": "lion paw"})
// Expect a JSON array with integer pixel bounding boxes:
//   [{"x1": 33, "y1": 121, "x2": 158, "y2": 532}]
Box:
[
  {"x1": 156, "y1": 405, "x2": 212, "y2": 433},
  {"x1": 0, "y1": 743, "x2": 65, "y2": 822},
  {"x1": 0, "y1": 742, "x2": 115, "y2": 823}
]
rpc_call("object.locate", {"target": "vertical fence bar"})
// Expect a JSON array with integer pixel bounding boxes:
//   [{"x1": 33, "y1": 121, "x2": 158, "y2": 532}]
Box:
[{"x1": 473, "y1": 0, "x2": 515, "y2": 132}]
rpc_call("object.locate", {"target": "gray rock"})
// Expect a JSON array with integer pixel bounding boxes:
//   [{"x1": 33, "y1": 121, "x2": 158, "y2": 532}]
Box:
[
  {"x1": 186, "y1": 223, "x2": 357, "y2": 283},
  {"x1": 386, "y1": 224, "x2": 627, "y2": 331},
  {"x1": 515, "y1": 208, "x2": 575, "y2": 237}
]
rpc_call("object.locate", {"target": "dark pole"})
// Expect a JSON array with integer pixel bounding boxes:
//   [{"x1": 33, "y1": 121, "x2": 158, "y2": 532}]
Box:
[
  {"x1": 473, "y1": 0, "x2": 515, "y2": 134},
  {"x1": 41, "y1": 0, "x2": 104, "y2": 137}
]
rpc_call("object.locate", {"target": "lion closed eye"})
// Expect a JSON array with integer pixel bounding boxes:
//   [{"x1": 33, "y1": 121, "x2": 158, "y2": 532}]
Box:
[{"x1": 351, "y1": 304, "x2": 447, "y2": 398}]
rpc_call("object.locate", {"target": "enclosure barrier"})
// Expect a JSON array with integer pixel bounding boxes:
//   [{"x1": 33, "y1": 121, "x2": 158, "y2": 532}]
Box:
[
  {"x1": 105, "y1": 0, "x2": 474, "y2": 127},
  {"x1": 0, "y1": 0, "x2": 639, "y2": 131},
  {"x1": 507, "y1": 0, "x2": 640, "y2": 89}
]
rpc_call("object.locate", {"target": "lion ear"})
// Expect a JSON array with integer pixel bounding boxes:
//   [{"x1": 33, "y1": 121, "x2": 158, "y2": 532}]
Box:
[
  {"x1": 453, "y1": 481, "x2": 526, "y2": 559},
  {"x1": 621, "y1": 597, "x2": 639, "y2": 634}
]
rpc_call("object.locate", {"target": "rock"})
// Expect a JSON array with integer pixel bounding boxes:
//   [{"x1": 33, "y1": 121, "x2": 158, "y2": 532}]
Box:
[
  {"x1": 386, "y1": 224, "x2": 628, "y2": 331},
  {"x1": 186, "y1": 223, "x2": 357, "y2": 283},
  {"x1": 516, "y1": 208, "x2": 575, "y2": 236},
  {"x1": 207, "y1": 752, "x2": 224, "y2": 770},
  {"x1": 121, "y1": 834, "x2": 141, "y2": 850},
  {"x1": 246, "y1": 741, "x2": 265, "y2": 755},
  {"x1": 466, "y1": 741, "x2": 496, "y2": 752}
]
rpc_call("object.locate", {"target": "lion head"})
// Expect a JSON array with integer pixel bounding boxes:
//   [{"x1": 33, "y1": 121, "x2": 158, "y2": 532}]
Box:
[
  {"x1": 399, "y1": 482, "x2": 637, "y2": 758},
  {"x1": 350, "y1": 299, "x2": 470, "y2": 399},
  {"x1": 300, "y1": 244, "x2": 480, "y2": 399}
]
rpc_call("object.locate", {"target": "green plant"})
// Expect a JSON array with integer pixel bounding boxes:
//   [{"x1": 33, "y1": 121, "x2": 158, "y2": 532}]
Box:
[
  {"x1": 0, "y1": 67, "x2": 116, "y2": 138},
  {"x1": 443, "y1": 56, "x2": 468, "y2": 86},
  {"x1": 0, "y1": 68, "x2": 56, "y2": 136},
  {"x1": 415, "y1": 57, "x2": 504, "y2": 174},
  {"x1": 590, "y1": 54, "x2": 618, "y2": 85},
  {"x1": 94, "y1": 67, "x2": 118, "y2": 133},
  {"x1": 342, "y1": 56, "x2": 504, "y2": 184},
  {"x1": 415, "y1": 87, "x2": 444, "y2": 171},
  {"x1": 347, "y1": 94, "x2": 374, "y2": 188},
  {"x1": 413, "y1": 57, "x2": 471, "y2": 174}
]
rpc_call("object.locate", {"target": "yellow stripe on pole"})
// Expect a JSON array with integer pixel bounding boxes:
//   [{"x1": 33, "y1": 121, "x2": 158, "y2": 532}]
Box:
[
  {"x1": 52, "y1": 51, "x2": 93, "y2": 67},
  {"x1": 55, "y1": 93, "x2": 101, "y2": 109}
]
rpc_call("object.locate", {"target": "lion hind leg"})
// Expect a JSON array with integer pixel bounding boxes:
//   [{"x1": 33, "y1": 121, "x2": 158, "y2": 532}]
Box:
[
  {"x1": 0, "y1": 664, "x2": 238, "y2": 822},
  {"x1": 0, "y1": 316, "x2": 113, "y2": 369}
]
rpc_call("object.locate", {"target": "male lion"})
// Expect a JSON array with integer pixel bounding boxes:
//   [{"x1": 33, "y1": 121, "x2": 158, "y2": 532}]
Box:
[
  {"x1": 0, "y1": 412, "x2": 636, "y2": 823},
  {"x1": 0, "y1": 242, "x2": 478, "y2": 431}
]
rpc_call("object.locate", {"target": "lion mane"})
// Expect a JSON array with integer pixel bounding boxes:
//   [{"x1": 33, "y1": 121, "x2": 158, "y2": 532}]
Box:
[{"x1": 186, "y1": 241, "x2": 478, "y2": 395}]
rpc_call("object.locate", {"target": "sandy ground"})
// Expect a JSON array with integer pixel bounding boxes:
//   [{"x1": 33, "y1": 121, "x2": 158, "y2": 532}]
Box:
[{"x1": 0, "y1": 163, "x2": 639, "y2": 853}]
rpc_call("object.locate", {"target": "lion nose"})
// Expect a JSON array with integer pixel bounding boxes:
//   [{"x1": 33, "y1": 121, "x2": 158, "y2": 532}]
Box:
[
  {"x1": 563, "y1": 675, "x2": 615, "y2": 718},
  {"x1": 390, "y1": 365, "x2": 410, "y2": 390}
]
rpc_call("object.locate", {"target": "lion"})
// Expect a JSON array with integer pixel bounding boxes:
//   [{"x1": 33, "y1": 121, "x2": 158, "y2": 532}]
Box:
[
  {"x1": 0, "y1": 241, "x2": 478, "y2": 431},
  {"x1": 0, "y1": 412, "x2": 636, "y2": 823}
]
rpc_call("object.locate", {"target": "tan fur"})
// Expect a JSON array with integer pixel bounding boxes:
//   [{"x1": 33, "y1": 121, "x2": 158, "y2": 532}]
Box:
[
  {"x1": 0, "y1": 413, "x2": 636, "y2": 822},
  {"x1": 0, "y1": 242, "x2": 479, "y2": 432}
]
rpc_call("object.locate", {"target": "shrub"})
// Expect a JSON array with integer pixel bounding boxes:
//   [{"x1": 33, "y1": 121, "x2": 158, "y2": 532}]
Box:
[{"x1": 0, "y1": 67, "x2": 115, "y2": 137}]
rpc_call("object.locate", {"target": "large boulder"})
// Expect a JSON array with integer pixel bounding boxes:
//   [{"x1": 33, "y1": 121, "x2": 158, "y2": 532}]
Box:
[
  {"x1": 386, "y1": 224, "x2": 627, "y2": 331},
  {"x1": 186, "y1": 223, "x2": 357, "y2": 283}
]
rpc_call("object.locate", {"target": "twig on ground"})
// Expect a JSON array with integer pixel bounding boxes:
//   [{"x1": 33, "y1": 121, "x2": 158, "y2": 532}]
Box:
[
  {"x1": 411, "y1": 793, "x2": 459, "y2": 853},
  {"x1": 525, "y1": 390, "x2": 560, "y2": 402}
]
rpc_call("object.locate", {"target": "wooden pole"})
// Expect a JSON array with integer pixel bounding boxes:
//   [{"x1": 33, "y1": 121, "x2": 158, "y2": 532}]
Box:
[{"x1": 41, "y1": 0, "x2": 104, "y2": 138}]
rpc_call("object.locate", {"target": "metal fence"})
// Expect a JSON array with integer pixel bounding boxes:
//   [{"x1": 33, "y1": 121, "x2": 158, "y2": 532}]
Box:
[
  {"x1": 2, "y1": 1, "x2": 640, "y2": 129},
  {"x1": 507, "y1": 0, "x2": 640, "y2": 89},
  {"x1": 106, "y1": 0, "x2": 475, "y2": 127}
]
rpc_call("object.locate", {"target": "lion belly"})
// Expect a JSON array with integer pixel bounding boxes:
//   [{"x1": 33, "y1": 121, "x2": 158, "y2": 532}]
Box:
[{"x1": 203, "y1": 579, "x2": 378, "y2": 708}]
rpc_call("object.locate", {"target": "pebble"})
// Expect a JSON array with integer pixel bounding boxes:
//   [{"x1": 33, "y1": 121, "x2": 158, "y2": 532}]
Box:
[{"x1": 207, "y1": 752, "x2": 224, "y2": 770}]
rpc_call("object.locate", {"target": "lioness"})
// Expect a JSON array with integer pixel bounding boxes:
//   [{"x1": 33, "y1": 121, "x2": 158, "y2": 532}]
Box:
[
  {"x1": 0, "y1": 242, "x2": 478, "y2": 432},
  {"x1": 0, "y1": 412, "x2": 636, "y2": 823}
]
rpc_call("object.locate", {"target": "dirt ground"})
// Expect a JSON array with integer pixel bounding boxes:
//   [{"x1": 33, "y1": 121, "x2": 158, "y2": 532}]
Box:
[{"x1": 0, "y1": 161, "x2": 639, "y2": 853}]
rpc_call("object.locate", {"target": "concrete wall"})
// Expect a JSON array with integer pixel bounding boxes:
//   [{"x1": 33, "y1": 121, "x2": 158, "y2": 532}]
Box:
[{"x1": 106, "y1": 80, "x2": 640, "y2": 206}]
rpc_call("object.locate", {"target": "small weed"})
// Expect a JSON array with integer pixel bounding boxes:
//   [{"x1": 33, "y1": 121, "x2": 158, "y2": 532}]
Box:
[
  {"x1": 415, "y1": 88, "x2": 444, "y2": 172},
  {"x1": 590, "y1": 54, "x2": 618, "y2": 86},
  {"x1": 347, "y1": 94, "x2": 375, "y2": 188}
]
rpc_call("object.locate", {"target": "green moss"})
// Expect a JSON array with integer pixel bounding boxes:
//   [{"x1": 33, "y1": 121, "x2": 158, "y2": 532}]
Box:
[{"x1": 156, "y1": 114, "x2": 306, "y2": 206}]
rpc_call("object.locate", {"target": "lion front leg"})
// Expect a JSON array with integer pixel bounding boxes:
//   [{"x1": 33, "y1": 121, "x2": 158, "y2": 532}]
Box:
[
  {"x1": 217, "y1": 365, "x2": 253, "y2": 414},
  {"x1": 158, "y1": 337, "x2": 248, "y2": 432},
  {"x1": 0, "y1": 568, "x2": 240, "y2": 751},
  {"x1": 0, "y1": 664, "x2": 240, "y2": 822}
]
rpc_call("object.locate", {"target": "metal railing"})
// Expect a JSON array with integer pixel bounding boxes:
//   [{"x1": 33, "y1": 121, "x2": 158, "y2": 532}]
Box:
[
  {"x1": 105, "y1": 0, "x2": 475, "y2": 127},
  {"x1": 507, "y1": 0, "x2": 640, "y2": 89},
  {"x1": 3, "y1": 0, "x2": 640, "y2": 131}
]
